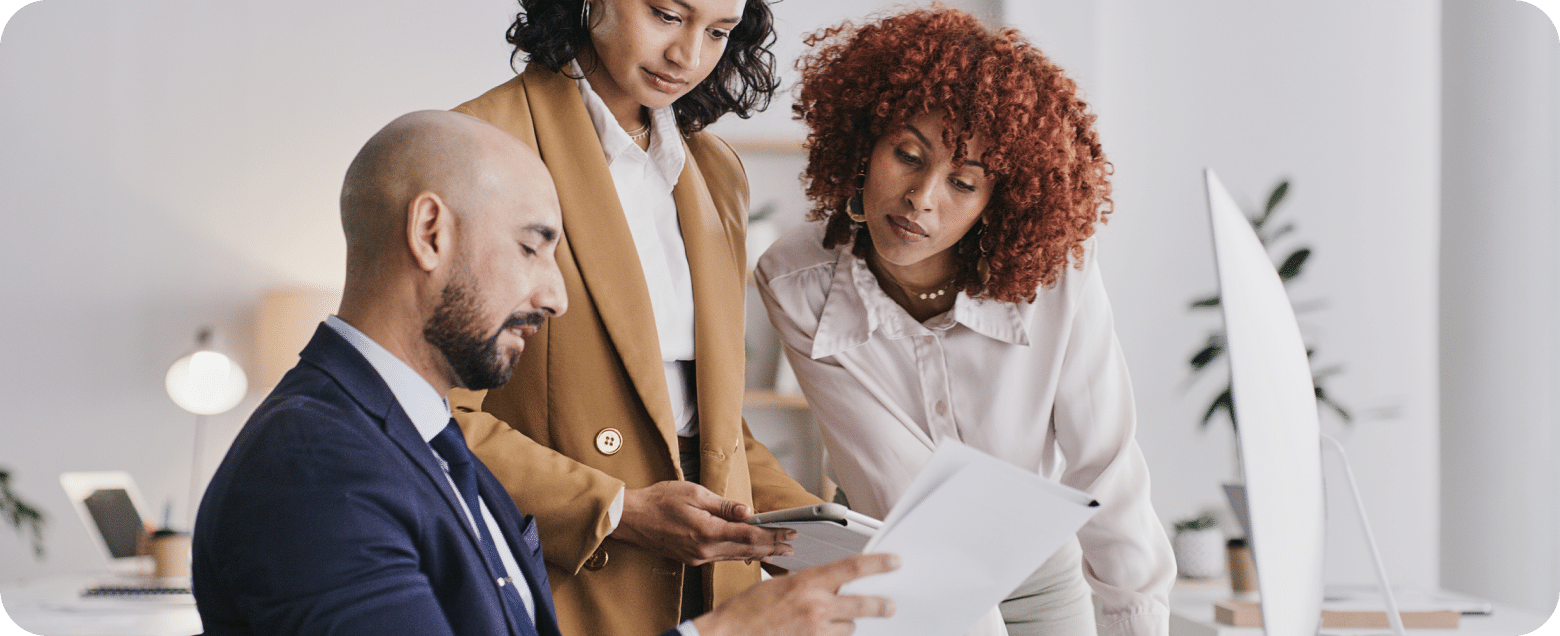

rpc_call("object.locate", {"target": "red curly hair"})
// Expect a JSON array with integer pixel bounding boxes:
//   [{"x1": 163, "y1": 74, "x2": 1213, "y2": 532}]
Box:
[{"x1": 794, "y1": 7, "x2": 1112, "y2": 302}]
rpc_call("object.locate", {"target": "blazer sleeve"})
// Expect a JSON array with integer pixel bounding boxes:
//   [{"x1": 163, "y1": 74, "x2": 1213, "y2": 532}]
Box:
[
  {"x1": 450, "y1": 387, "x2": 624, "y2": 574},
  {"x1": 200, "y1": 402, "x2": 459, "y2": 636}
]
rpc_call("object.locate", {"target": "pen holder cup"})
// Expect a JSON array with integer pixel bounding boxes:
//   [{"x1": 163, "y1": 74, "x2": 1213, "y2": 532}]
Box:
[
  {"x1": 149, "y1": 530, "x2": 192, "y2": 579},
  {"x1": 1226, "y1": 537, "x2": 1258, "y2": 593}
]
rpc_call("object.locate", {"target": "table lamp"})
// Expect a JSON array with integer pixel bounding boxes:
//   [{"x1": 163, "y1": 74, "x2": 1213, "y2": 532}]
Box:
[{"x1": 165, "y1": 327, "x2": 247, "y2": 528}]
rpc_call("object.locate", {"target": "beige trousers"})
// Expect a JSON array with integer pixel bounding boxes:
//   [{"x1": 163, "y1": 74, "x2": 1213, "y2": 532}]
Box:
[{"x1": 999, "y1": 535, "x2": 1096, "y2": 636}]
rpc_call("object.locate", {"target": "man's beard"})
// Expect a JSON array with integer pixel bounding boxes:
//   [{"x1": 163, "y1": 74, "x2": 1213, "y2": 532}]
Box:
[{"x1": 422, "y1": 269, "x2": 545, "y2": 391}]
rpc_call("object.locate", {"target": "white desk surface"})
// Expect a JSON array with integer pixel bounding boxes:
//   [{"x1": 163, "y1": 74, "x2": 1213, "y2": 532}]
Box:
[
  {"x1": 1170, "y1": 578, "x2": 1551, "y2": 636},
  {"x1": 0, "y1": 574, "x2": 201, "y2": 636}
]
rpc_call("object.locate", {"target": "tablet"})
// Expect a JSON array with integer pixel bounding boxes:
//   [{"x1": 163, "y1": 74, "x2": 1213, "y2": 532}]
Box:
[{"x1": 746, "y1": 503, "x2": 881, "y2": 571}]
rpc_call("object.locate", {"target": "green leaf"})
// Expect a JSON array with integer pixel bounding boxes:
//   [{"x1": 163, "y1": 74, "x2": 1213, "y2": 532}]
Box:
[
  {"x1": 748, "y1": 202, "x2": 777, "y2": 223},
  {"x1": 1265, "y1": 181, "x2": 1290, "y2": 216},
  {"x1": 1311, "y1": 364, "x2": 1344, "y2": 381},
  {"x1": 1175, "y1": 514, "x2": 1220, "y2": 532},
  {"x1": 1317, "y1": 391, "x2": 1353, "y2": 423},
  {"x1": 1201, "y1": 388, "x2": 1235, "y2": 429},
  {"x1": 1277, "y1": 248, "x2": 1311, "y2": 281},
  {"x1": 1190, "y1": 342, "x2": 1224, "y2": 371},
  {"x1": 1265, "y1": 223, "x2": 1295, "y2": 244}
]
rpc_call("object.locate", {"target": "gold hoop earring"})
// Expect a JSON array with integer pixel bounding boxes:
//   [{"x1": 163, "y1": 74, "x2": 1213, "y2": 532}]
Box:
[
  {"x1": 845, "y1": 158, "x2": 869, "y2": 223},
  {"x1": 846, "y1": 193, "x2": 867, "y2": 223},
  {"x1": 975, "y1": 222, "x2": 992, "y2": 284}
]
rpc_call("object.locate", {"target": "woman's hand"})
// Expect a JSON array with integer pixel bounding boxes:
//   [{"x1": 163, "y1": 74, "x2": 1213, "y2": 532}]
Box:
[{"x1": 613, "y1": 480, "x2": 797, "y2": 565}]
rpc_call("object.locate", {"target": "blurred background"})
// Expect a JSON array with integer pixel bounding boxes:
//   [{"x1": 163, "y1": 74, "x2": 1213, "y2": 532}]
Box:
[{"x1": 0, "y1": 0, "x2": 1555, "y2": 618}]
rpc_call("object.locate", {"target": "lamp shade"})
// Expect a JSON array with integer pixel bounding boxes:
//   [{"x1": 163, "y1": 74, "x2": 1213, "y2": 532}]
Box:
[
  {"x1": 255, "y1": 288, "x2": 341, "y2": 388},
  {"x1": 166, "y1": 345, "x2": 248, "y2": 415}
]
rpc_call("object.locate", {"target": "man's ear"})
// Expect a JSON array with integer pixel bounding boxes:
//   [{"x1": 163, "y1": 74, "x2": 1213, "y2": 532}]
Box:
[{"x1": 407, "y1": 191, "x2": 452, "y2": 273}]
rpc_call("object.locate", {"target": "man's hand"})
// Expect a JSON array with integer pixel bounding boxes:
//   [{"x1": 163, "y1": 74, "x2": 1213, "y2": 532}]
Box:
[
  {"x1": 691, "y1": 553, "x2": 900, "y2": 636},
  {"x1": 613, "y1": 481, "x2": 797, "y2": 565}
]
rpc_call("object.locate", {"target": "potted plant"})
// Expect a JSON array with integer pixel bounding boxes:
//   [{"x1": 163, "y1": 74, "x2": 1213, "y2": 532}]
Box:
[
  {"x1": 1171, "y1": 514, "x2": 1224, "y2": 579},
  {"x1": 1, "y1": 467, "x2": 46, "y2": 559}
]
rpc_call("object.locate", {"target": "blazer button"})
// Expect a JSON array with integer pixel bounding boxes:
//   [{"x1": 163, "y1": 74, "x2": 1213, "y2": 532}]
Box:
[
  {"x1": 595, "y1": 428, "x2": 623, "y2": 455},
  {"x1": 584, "y1": 547, "x2": 609, "y2": 571}
]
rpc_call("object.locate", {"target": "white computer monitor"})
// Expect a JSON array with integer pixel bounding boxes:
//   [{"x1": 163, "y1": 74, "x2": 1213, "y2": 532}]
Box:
[
  {"x1": 1204, "y1": 169, "x2": 1326, "y2": 636},
  {"x1": 60, "y1": 471, "x2": 153, "y2": 576}
]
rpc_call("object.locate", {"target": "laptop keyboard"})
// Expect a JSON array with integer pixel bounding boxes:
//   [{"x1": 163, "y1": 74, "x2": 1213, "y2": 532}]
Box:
[{"x1": 82, "y1": 584, "x2": 192, "y2": 597}]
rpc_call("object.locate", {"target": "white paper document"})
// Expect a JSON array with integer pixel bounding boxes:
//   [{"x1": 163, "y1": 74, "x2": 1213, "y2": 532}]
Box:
[{"x1": 839, "y1": 440, "x2": 1099, "y2": 636}]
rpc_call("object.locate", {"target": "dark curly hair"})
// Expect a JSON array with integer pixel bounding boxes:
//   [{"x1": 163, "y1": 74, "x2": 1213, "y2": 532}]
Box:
[
  {"x1": 795, "y1": 8, "x2": 1113, "y2": 303},
  {"x1": 506, "y1": 0, "x2": 780, "y2": 133}
]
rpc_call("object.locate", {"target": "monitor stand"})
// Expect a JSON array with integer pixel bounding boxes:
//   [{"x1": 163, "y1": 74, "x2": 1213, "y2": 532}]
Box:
[{"x1": 1321, "y1": 434, "x2": 1407, "y2": 636}]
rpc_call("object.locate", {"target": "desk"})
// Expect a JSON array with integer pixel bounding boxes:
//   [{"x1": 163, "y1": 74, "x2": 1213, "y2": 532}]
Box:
[
  {"x1": 1170, "y1": 578, "x2": 1550, "y2": 636},
  {"x1": 0, "y1": 574, "x2": 201, "y2": 636}
]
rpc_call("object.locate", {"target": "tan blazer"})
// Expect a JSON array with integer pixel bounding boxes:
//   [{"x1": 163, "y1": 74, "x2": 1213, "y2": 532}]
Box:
[{"x1": 449, "y1": 65, "x2": 820, "y2": 636}]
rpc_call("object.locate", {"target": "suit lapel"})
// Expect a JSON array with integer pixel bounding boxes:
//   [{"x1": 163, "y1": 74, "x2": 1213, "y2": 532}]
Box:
[
  {"x1": 522, "y1": 65, "x2": 678, "y2": 441},
  {"x1": 674, "y1": 145, "x2": 745, "y2": 492},
  {"x1": 303, "y1": 325, "x2": 527, "y2": 636}
]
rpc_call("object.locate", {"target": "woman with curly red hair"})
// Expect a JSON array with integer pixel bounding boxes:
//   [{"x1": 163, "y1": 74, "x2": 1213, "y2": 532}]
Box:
[{"x1": 755, "y1": 9, "x2": 1174, "y2": 636}]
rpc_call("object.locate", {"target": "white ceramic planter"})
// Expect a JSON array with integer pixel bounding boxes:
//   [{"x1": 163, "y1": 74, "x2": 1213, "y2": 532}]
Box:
[{"x1": 1173, "y1": 527, "x2": 1227, "y2": 579}]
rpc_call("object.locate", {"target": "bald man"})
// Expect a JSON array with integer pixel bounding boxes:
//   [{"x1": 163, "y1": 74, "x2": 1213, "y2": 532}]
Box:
[{"x1": 191, "y1": 111, "x2": 897, "y2": 636}]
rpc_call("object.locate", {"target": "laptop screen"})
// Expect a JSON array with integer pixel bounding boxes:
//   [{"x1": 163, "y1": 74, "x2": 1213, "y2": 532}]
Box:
[
  {"x1": 60, "y1": 471, "x2": 152, "y2": 572},
  {"x1": 82, "y1": 488, "x2": 144, "y2": 559}
]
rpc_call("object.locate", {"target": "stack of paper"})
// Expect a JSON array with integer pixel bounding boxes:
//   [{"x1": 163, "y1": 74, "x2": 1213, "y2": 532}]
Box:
[{"x1": 838, "y1": 440, "x2": 1100, "y2": 636}]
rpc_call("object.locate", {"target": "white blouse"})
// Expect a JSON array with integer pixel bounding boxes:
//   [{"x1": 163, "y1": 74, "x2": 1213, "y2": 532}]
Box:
[{"x1": 755, "y1": 222, "x2": 1175, "y2": 636}]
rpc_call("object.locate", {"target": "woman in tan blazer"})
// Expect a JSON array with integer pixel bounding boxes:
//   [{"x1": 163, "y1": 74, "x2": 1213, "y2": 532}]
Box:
[{"x1": 448, "y1": 1, "x2": 820, "y2": 635}]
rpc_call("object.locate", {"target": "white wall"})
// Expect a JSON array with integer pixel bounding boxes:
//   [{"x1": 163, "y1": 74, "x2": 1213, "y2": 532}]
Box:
[
  {"x1": 705, "y1": 0, "x2": 1000, "y2": 144},
  {"x1": 1440, "y1": 0, "x2": 1560, "y2": 613},
  {"x1": 0, "y1": 0, "x2": 517, "y2": 582},
  {"x1": 1081, "y1": 0, "x2": 1443, "y2": 588}
]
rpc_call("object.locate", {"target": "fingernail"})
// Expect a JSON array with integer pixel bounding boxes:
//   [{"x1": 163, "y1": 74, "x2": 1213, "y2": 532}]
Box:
[{"x1": 885, "y1": 554, "x2": 902, "y2": 569}]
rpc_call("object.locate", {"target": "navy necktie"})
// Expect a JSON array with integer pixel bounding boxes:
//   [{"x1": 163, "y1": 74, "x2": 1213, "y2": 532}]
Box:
[{"x1": 430, "y1": 419, "x2": 540, "y2": 636}]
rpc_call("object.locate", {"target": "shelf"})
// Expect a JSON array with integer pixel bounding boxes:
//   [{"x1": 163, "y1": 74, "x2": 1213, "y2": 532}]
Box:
[
  {"x1": 725, "y1": 137, "x2": 804, "y2": 154},
  {"x1": 743, "y1": 390, "x2": 809, "y2": 409}
]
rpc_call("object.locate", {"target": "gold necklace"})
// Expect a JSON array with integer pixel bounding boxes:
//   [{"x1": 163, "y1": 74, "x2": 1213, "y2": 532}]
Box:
[{"x1": 872, "y1": 257, "x2": 955, "y2": 304}]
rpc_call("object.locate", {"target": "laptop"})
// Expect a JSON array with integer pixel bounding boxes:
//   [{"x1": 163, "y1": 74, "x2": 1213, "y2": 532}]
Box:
[{"x1": 59, "y1": 471, "x2": 192, "y2": 600}]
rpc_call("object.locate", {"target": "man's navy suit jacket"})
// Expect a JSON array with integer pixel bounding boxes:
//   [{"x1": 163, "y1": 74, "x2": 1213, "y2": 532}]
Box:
[{"x1": 192, "y1": 324, "x2": 566, "y2": 636}]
